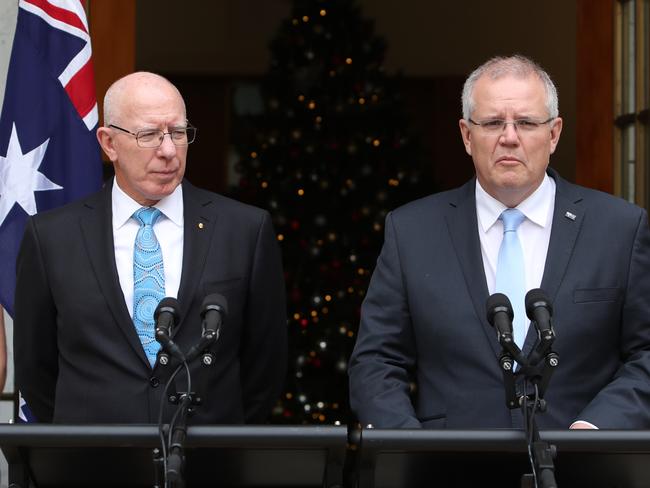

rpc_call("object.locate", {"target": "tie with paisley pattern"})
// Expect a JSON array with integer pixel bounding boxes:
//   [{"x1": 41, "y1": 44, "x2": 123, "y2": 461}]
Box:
[{"x1": 132, "y1": 207, "x2": 165, "y2": 366}]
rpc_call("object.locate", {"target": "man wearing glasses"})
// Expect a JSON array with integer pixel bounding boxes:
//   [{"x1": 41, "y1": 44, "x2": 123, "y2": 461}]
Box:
[
  {"x1": 14, "y1": 72, "x2": 287, "y2": 424},
  {"x1": 349, "y1": 55, "x2": 650, "y2": 430}
]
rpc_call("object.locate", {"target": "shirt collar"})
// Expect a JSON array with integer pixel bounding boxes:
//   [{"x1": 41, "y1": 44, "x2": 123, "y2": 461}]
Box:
[
  {"x1": 476, "y1": 173, "x2": 555, "y2": 233},
  {"x1": 112, "y1": 178, "x2": 184, "y2": 229}
]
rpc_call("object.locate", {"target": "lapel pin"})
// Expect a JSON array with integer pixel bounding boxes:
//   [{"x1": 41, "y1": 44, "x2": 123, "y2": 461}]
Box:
[
  {"x1": 198, "y1": 222, "x2": 204, "y2": 229},
  {"x1": 564, "y1": 211, "x2": 576, "y2": 221}
]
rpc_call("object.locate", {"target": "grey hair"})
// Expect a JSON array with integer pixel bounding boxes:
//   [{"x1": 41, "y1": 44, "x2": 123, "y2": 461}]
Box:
[
  {"x1": 461, "y1": 55, "x2": 559, "y2": 120},
  {"x1": 103, "y1": 71, "x2": 186, "y2": 126}
]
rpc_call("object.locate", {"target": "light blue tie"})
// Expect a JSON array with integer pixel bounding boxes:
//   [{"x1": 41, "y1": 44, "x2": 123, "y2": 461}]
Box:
[
  {"x1": 133, "y1": 207, "x2": 165, "y2": 367},
  {"x1": 495, "y1": 208, "x2": 527, "y2": 348}
]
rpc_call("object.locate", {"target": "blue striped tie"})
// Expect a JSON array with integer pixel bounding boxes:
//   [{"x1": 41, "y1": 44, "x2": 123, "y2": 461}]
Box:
[
  {"x1": 133, "y1": 207, "x2": 165, "y2": 366},
  {"x1": 495, "y1": 208, "x2": 527, "y2": 348}
]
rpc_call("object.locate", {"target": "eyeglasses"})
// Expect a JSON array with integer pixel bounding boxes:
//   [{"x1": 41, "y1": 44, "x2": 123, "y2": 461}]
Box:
[
  {"x1": 109, "y1": 124, "x2": 197, "y2": 148},
  {"x1": 468, "y1": 118, "x2": 554, "y2": 133}
]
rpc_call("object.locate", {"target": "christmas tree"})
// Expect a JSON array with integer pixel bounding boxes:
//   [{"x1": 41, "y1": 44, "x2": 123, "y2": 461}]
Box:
[{"x1": 230, "y1": 0, "x2": 428, "y2": 424}]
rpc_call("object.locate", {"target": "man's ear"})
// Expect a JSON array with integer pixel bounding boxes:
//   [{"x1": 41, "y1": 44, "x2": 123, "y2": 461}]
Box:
[
  {"x1": 96, "y1": 127, "x2": 118, "y2": 162},
  {"x1": 549, "y1": 117, "x2": 563, "y2": 155},
  {"x1": 459, "y1": 119, "x2": 472, "y2": 156}
]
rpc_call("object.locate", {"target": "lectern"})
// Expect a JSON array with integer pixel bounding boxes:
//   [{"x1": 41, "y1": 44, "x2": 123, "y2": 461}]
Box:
[
  {"x1": 4, "y1": 425, "x2": 650, "y2": 487},
  {"x1": 351, "y1": 428, "x2": 650, "y2": 488},
  {"x1": 0, "y1": 424, "x2": 348, "y2": 488}
]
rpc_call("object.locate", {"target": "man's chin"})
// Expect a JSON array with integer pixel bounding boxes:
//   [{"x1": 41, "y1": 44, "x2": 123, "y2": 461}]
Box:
[
  {"x1": 141, "y1": 181, "x2": 181, "y2": 203},
  {"x1": 493, "y1": 168, "x2": 531, "y2": 188}
]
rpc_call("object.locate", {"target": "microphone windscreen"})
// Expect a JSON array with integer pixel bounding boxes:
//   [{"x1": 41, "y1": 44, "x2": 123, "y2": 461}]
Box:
[
  {"x1": 525, "y1": 288, "x2": 552, "y2": 318},
  {"x1": 486, "y1": 293, "x2": 513, "y2": 326},
  {"x1": 201, "y1": 293, "x2": 228, "y2": 317},
  {"x1": 154, "y1": 297, "x2": 180, "y2": 321}
]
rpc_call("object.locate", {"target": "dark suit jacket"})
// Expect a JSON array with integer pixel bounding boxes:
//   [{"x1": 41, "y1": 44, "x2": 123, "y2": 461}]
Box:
[
  {"x1": 349, "y1": 170, "x2": 650, "y2": 429},
  {"x1": 14, "y1": 179, "x2": 287, "y2": 424}
]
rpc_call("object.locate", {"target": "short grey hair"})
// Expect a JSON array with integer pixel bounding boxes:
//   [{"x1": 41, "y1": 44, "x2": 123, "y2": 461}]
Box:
[{"x1": 461, "y1": 55, "x2": 559, "y2": 120}]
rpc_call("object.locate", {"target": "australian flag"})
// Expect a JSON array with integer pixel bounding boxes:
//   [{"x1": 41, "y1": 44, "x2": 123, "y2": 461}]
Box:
[{"x1": 0, "y1": 0, "x2": 102, "y2": 319}]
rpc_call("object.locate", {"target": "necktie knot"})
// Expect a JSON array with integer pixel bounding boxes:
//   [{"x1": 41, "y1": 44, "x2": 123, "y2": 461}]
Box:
[
  {"x1": 133, "y1": 207, "x2": 162, "y2": 227},
  {"x1": 500, "y1": 208, "x2": 525, "y2": 233}
]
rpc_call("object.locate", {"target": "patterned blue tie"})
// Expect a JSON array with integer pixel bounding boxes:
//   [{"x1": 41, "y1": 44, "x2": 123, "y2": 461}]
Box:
[
  {"x1": 133, "y1": 207, "x2": 165, "y2": 367},
  {"x1": 495, "y1": 208, "x2": 527, "y2": 348}
]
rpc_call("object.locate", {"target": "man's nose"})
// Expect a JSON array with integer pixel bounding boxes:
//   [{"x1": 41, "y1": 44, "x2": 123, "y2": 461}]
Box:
[
  {"x1": 157, "y1": 133, "x2": 177, "y2": 157},
  {"x1": 499, "y1": 122, "x2": 520, "y2": 144}
]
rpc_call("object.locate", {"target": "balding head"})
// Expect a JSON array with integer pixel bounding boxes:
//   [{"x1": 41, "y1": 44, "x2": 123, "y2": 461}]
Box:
[
  {"x1": 103, "y1": 72, "x2": 186, "y2": 127},
  {"x1": 97, "y1": 71, "x2": 190, "y2": 206}
]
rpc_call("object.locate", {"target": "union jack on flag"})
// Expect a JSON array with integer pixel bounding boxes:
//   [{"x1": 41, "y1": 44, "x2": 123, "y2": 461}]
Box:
[{"x1": 0, "y1": 0, "x2": 102, "y2": 319}]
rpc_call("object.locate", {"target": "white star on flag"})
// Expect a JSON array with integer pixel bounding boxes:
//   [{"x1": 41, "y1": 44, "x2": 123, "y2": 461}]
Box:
[{"x1": 0, "y1": 123, "x2": 62, "y2": 226}]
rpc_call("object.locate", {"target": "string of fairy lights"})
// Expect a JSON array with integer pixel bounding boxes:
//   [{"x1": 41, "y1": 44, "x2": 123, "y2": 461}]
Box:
[{"x1": 231, "y1": 0, "x2": 425, "y2": 424}]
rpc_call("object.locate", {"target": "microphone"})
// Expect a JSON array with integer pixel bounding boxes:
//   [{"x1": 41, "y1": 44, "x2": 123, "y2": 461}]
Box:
[
  {"x1": 486, "y1": 293, "x2": 527, "y2": 367},
  {"x1": 525, "y1": 289, "x2": 556, "y2": 367},
  {"x1": 154, "y1": 297, "x2": 185, "y2": 362},
  {"x1": 200, "y1": 293, "x2": 228, "y2": 342},
  {"x1": 486, "y1": 293, "x2": 515, "y2": 344},
  {"x1": 525, "y1": 289, "x2": 554, "y2": 342},
  {"x1": 184, "y1": 294, "x2": 228, "y2": 363}
]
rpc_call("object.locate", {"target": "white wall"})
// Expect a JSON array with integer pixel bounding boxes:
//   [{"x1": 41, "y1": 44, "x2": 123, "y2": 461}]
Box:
[{"x1": 0, "y1": 0, "x2": 17, "y2": 115}]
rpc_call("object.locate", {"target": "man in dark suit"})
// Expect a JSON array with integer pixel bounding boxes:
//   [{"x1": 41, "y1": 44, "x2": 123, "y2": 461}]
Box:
[
  {"x1": 349, "y1": 55, "x2": 650, "y2": 430},
  {"x1": 14, "y1": 72, "x2": 287, "y2": 424}
]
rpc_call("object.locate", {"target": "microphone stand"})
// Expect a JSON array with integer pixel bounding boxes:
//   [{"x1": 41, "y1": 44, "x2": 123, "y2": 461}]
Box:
[
  {"x1": 166, "y1": 392, "x2": 192, "y2": 487},
  {"x1": 158, "y1": 333, "x2": 216, "y2": 487},
  {"x1": 155, "y1": 359, "x2": 197, "y2": 488},
  {"x1": 497, "y1": 334, "x2": 559, "y2": 488},
  {"x1": 152, "y1": 297, "x2": 224, "y2": 487},
  {"x1": 184, "y1": 334, "x2": 216, "y2": 365}
]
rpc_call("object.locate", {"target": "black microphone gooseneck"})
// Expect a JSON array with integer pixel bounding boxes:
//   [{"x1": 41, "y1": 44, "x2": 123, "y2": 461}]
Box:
[
  {"x1": 486, "y1": 293, "x2": 520, "y2": 410},
  {"x1": 154, "y1": 294, "x2": 228, "y2": 488},
  {"x1": 152, "y1": 297, "x2": 189, "y2": 487},
  {"x1": 184, "y1": 293, "x2": 228, "y2": 364},
  {"x1": 154, "y1": 297, "x2": 185, "y2": 363},
  {"x1": 486, "y1": 293, "x2": 528, "y2": 369},
  {"x1": 525, "y1": 288, "x2": 556, "y2": 370},
  {"x1": 486, "y1": 290, "x2": 559, "y2": 488},
  {"x1": 201, "y1": 293, "x2": 228, "y2": 341}
]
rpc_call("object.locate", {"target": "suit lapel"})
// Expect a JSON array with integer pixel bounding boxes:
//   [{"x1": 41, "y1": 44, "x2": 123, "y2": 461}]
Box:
[
  {"x1": 445, "y1": 180, "x2": 500, "y2": 357},
  {"x1": 176, "y1": 181, "x2": 219, "y2": 325},
  {"x1": 78, "y1": 182, "x2": 150, "y2": 367},
  {"x1": 520, "y1": 171, "x2": 584, "y2": 355},
  {"x1": 540, "y1": 171, "x2": 584, "y2": 306}
]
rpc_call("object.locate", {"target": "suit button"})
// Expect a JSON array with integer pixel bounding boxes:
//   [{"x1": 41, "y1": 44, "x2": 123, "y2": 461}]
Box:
[{"x1": 150, "y1": 377, "x2": 160, "y2": 388}]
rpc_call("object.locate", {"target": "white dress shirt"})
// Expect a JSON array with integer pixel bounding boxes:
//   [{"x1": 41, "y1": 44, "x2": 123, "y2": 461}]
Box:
[
  {"x1": 476, "y1": 173, "x2": 555, "y2": 301},
  {"x1": 475, "y1": 175, "x2": 597, "y2": 429},
  {"x1": 112, "y1": 179, "x2": 184, "y2": 317}
]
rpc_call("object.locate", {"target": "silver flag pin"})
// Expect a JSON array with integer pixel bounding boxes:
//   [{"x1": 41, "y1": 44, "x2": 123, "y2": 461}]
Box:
[{"x1": 565, "y1": 211, "x2": 576, "y2": 221}]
